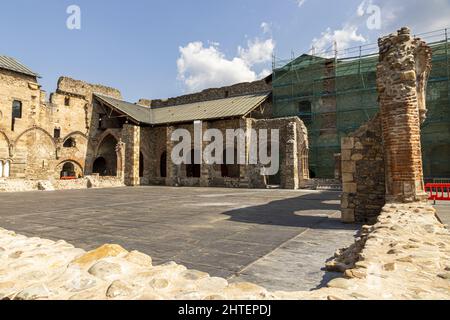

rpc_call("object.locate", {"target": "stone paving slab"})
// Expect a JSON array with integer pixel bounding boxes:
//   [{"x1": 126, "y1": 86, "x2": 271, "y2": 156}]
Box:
[{"x1": 0, "y1": 186, "x2": 358, "y2": 291}]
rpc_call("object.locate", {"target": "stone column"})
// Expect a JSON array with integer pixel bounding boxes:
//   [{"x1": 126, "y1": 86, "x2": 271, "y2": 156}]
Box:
[
  {"x1": 199, "y1": 121, "x2": 210, "y2": 187},
  {"x1": 282, "y1": 122, "x2": 299, "y2": 190},
  {"x1": 377, "y1": 27, "x2": 432, "y2": 202},
  {"x1": 122, "y1": 124, "x2": 140, "y2": 186},
  {"x1": 165, "y1": 126, "x2": 178, "y2": 186}
]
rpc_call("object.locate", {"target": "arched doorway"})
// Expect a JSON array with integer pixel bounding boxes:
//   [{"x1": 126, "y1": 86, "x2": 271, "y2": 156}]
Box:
[
  {"x1": 139, "y1": 152, "x2": 144, "y2": 178},
  {"x1": 94, "y1": 134, "x2": 118, "y2": 176},
  {"x1": 93, "y1": 157, "x2": 107, "y2": 176},
  {"x1": 60, "y1": 162, "x2": 76, "y2": 179},
  {"x1": 160, "y1": 151, "x2": 167, "y2": 178},
  {"x1": 186, "y1": 149, "x2": 200, "y2": 178}
]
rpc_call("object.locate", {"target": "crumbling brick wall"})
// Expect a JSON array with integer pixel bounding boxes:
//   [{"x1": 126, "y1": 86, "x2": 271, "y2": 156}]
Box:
[{"x1": 341, "y1": 27, "x2": 432, "y2": 223}]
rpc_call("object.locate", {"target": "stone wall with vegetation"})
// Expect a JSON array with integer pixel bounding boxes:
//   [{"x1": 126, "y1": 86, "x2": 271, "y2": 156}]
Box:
[{"x1": 1, "y1": 202, "x2": 449, "y2": 300}]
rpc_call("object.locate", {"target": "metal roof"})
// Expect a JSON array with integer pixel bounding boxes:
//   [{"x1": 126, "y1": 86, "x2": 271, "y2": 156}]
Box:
[
  {"x1": 94, "y1": 92, "x2": 270, "y2": 125},
  {"x1": 0, "y1": 56, "x2": 39, "y2": 78},
  {"x1": 94, "y1": 94, "x2": 152, "y2": 124}
]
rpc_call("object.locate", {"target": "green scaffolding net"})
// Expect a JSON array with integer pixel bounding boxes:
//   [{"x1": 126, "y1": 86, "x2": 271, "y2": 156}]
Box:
[{"x1": 273, "y1": 29, "x2": 450, "y2": 179}]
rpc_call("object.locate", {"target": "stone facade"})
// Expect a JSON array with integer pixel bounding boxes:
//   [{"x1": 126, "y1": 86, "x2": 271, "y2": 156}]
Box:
[
  {"x1": 0, "y1": 67, "x2": 308, "y2": 190},
  {"x1": 341, "y1": 28, "x2": 433, "y2": 223}
]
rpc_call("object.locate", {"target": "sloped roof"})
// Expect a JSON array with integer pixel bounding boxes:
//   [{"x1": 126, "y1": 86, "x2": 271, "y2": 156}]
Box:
[
  {"x1": 0, "y1": 56, "x2": 39, "y2": 77},
  {"x1": 94, "y1": 94, "x2": 152, "y2": 124},
  {"x1": 94, "y1": 92, "x2": 270, "y2": 125}
]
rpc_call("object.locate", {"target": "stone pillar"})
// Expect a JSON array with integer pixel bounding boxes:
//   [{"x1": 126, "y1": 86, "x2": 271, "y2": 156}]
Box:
[
  {"x1": 377, "y1": 27, "x2": 432, "y2": 202},
  {"x1": 199, "y1": 121, "x2": 210, "y2": 187},
  {"x1": 165, "y1": 126, "x2": 178, "y2": 186},
  {"x1": 122, "y1": 124, "x2": 140, "y2": 186},
  {"x1": 282, "y1": 122, "x2": 299, "y2": 190}
]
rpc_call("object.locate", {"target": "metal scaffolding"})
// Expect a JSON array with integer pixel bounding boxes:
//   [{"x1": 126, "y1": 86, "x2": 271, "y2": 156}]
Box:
[{"x1": 272, "y1": 28, "x2": 450, "y2": 179}]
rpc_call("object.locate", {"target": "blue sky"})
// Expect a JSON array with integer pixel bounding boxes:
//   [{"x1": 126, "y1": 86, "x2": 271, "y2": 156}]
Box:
[{"x1": 1, "y1": 0, "x2": 449, "y2": 101}]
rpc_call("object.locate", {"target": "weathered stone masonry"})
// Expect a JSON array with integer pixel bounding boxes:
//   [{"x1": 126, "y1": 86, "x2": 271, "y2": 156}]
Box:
[{"x1": 341, "y1": 27, "x2": 433, "y2": 223}]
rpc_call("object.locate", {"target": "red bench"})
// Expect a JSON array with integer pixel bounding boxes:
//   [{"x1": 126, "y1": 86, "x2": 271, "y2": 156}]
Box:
[{"x1": 425, "y1": 183, "x2": 450, "y2": 203}]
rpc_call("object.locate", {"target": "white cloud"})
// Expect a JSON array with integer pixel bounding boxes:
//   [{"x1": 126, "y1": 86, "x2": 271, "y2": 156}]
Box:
[
  {"x1": 177, "y1": 37, "x2": 274, "y2": 93},
  {"x1": 296, "y1": 0, "x2": 307, "y2": 8},
  {"x1": 311, "y1": 24, "x2": 366, "y2": 54},
  {"x1": 311, "y1": 0, "x2": 450, "y2": 57},
  {"x1": 238, "y1": 38, "x2": 275, "y2": 65}
]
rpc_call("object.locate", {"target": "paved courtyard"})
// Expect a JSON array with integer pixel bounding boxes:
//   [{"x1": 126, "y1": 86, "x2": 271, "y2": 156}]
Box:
[{"x1": 0, "y1": 186, "x2": 360, "y2": 291}]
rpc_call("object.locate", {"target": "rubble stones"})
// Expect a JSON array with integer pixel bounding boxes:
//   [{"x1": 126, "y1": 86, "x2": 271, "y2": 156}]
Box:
[{"x1": 0, "y1": 202, "x2": 449, "y2": 300}]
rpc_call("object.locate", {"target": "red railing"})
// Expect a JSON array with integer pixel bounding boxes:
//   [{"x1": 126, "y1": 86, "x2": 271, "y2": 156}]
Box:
[{"x1": 425, "y1": 183, "x2": 450, "y2": 202}]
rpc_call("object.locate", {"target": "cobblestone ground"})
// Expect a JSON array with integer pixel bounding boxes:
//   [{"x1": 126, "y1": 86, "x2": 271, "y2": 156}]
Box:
[{"x1": 0, "y1": 187, "x2": 358, "y2": 291}]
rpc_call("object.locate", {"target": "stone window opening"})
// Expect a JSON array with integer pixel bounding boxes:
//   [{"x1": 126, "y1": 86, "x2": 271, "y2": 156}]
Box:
[
  {"x1": 160, "y1": 151, "x2": 167, "y2": 178},
  {"x1": 186, "y1": 149, "x2": 201, "y2": 178},
  {"x1": 64, "y1": 97, "x2": 71, "y2": 106},
  {"x1": 63, "y1": 138, "x2": 76, "y2": 148},
  {"x1": 298, "y1": 101, "x2": 312, "y2": 125},
  {"x1": 139, "y1": 152, "x2": 144, "y2": 178},
  {"x1": 221, "y1": 148, "x2": 240, "y2": 178},
  {"x1": 0, "y1": 160, "x2": 10, "y2": 178},
  {"x1": 11, "y1": 100, "x2": 22, "y2": 131},
  {"x1": 54, "y1": 128, "x2": 61, "y2": 139},
  {"x1": 98, "y1": 113, "x2": 106, "y2": 130}
]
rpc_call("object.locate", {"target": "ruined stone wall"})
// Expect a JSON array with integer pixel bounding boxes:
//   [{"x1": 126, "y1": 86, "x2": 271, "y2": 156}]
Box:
[
  {"x1": 377, "y1": 28, "x2": 432, "y2": 202},
  {"x1": 0, "y1": 72, "x2": 125, "y2": 181},
  {"x1": 340, "y1": 27, "x2": 432, "y2": 223},
  {"x1": 341, "y1": 115, "x2": 385, "y2": 224},
  {"x1": 147, "y1": 78, "x2": 271, "y2": 108}
]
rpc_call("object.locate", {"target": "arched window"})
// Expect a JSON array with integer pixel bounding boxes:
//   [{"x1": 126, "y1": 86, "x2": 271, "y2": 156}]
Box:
[
  {"x1": 63, "y1": 138, "x2": 76, "y2": 148},
  {"x1": 11, "y1": 100, "x2": 22, "y2": 131},
  {"x1": 139, "y1": 152, "x2": 144, "y2": 178},
  {"x1": 160, "y1": 151, "x2": 167, "y2": 178}
]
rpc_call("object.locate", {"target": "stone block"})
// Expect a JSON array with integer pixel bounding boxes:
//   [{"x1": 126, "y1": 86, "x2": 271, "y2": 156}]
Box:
[
  {"x1": 343, "y1": 182, "x2": 357, "y2": 193},
  {"x1": 341, "y1": 209, "x2": 355, "y2": 223},
  {"x1": 341, "y1": 161, "x2": 356, "y2": 174},
  {"x1": 341, "y1": 137, "x2": 354, "y2": 150}
]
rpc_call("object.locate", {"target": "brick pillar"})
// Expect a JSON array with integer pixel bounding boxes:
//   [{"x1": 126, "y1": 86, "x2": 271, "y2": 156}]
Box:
[
  {"x1": 377, "y1": 27, "x2": 432, "y2": 202},
  {"x1": 123, "y1": 124, "x2": 140, "y2": 186}
]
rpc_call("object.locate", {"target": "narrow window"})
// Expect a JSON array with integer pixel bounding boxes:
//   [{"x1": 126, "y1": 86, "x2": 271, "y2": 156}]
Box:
[
  {"x1": 298, "y1": 101, "x2": 312, "y2": 125},
  {"x1": 64, "y1": 97, "x2": 71, "y2": 106},
  {"x1": 11, "y1": 100, "x2": 22, "y2": 131},
  {"x1": 4, "y1": 160, "x2": 10, "y2": 178},
  {"x1": 98, "y1": 113, "x2": 106, "y2": 129},
  {"x1": 54, "y1": 128, "x2": 61, "y2": 139}
]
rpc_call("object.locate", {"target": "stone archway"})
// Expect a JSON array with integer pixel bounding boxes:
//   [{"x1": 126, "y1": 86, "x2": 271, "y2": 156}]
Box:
[{"x1": 94, "y1": 134, "x2": 119, "y2": 176}]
